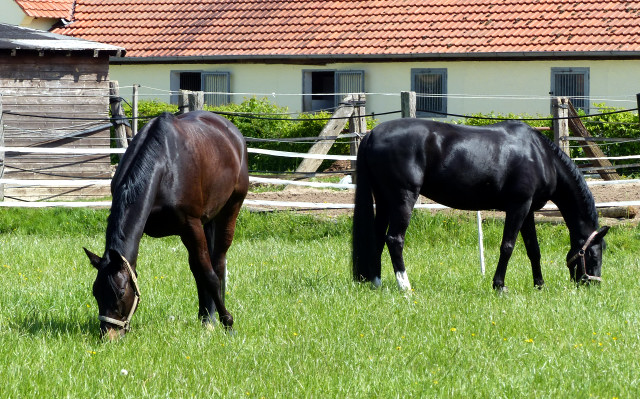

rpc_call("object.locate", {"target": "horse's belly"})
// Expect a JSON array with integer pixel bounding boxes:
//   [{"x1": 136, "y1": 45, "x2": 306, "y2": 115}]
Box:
[{"x1": 421, "y1": 181, "x2": 510, "y2": 211}]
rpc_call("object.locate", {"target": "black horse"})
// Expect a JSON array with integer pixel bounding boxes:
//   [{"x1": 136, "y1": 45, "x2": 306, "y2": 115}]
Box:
[
  {"x1": 352, "y1": 118, "x2": 609, "y2": 291},
  {"x1": 84, "y1": 111, "x2": 248, "y2": 339}
]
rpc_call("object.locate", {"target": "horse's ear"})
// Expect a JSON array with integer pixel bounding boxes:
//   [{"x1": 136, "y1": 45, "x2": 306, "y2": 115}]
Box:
[
  {"x1": 593, "y1": 226, "x2": 609, "y2": 242},
  {"x1": 83, "y1": 247, "x2": 102, "y2": 269},
  {"x1": 595, "y1": 226, "x2": 610, "y2": 242},
  {"x1": 108, "y1": 249, "x2": 125, "y2": 267}
]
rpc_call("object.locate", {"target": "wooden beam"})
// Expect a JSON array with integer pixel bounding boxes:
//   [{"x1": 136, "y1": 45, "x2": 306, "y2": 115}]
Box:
[
  {"x1": 552, "y1": 97, "x2": 570, "y2": 156},
  {"x1": 0, "y1": 99, "x2": 4, "y2": 201},
  {"x1": 566, "y1": 101, "x2": 620, "y2": 180},
  {"x1": 349, "y1": 94, "x2": 366, "y2": 183},
  {"x1": 294, "y1": 94, "x2": 354, "y2": 175},
  {"x1": 109, "y1": 81, "x2": 129, "y2": 152},
  {"x1": 401, "y1": 91, "x2": 416, "y2": 118}
]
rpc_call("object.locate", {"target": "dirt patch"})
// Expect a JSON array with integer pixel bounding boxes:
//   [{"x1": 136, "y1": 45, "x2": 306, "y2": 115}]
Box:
[{"x1": 246, "y1": 176, "x2": 640, "y2": 224}]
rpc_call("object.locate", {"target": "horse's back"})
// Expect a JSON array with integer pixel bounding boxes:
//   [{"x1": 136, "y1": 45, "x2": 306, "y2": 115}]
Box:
[
  {"x1": 119, "y1": 111, "x2": 248, "y2": 232},
  {"x1": 363, "y1": 119, "x2": 557, "y2": 211}
]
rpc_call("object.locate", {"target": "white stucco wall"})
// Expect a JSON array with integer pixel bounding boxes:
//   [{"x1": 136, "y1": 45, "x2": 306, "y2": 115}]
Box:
[
  {"x1": 110, "y1": 59, "x2": 640, "y2": 122},
  {"x1": 0, "y1": 0, "x2": 58, "y2": 30}
]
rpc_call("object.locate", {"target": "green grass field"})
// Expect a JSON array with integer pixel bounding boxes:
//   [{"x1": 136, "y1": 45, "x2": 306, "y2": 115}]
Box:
[{"x1": 1, "y1": 208, "x2": 639, "y2": 398}]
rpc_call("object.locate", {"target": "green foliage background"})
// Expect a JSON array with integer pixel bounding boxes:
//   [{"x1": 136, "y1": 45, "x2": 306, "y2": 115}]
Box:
[{"x1": 122, "y1": 98, "x2": 640, "y2": 175}]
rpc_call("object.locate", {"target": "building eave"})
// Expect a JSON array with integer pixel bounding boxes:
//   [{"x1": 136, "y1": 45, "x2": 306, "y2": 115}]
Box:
[{"x1": 109, "y1": 51, "x2": 640, "y2": 65}]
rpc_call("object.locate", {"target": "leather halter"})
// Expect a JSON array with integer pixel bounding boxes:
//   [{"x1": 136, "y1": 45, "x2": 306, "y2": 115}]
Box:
[
  {"x1": 98, "y1": 255, "x2": 141, "y2": 331},
  {"x1": 566, "y1": 230, "x2": 602, "y2": 283}
]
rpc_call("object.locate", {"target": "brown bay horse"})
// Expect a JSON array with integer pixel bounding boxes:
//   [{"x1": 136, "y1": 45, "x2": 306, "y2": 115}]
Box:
[
  {"x1": 352, "y1": 118, "x2": 609, "y2": 291},
  {"x1": 84, "y1": 111, "x2": 248, "y2": 339}
]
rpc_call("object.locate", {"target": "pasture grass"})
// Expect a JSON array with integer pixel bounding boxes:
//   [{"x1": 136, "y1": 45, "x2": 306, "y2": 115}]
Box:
[{"x1": 1, "y1": 208, "x2": 640, "y2": 397}]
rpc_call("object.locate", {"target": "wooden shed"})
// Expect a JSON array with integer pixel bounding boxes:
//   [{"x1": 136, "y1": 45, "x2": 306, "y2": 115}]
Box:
[{"x1": 0, "y1": 23, "x2": 124, "y2": 202}]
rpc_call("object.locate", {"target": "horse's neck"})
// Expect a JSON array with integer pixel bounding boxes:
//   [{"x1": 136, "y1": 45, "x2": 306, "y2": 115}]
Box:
[
  {"x1": 105, "y1": 176, "x2": 160, "y2": 264},
  {"x1": 552, "y1": 165, "x2": 598, "y2": 246}
]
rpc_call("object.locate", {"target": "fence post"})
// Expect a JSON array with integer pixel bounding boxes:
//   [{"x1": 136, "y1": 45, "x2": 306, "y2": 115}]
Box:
[
  {"x1": 636, "y1": 93, "x2": 640, "y2": 124},
  {"x1": 401, "y1": 91, "x2": 416, "y2": 118},
  {"x1": 552, "y1": 97, "x2": 570, "y2": 156},
  {"x1": 132, "y1": 84, "x2": 139, "y2": 136},
  {"x1": 0, "y1": 97, "x2": 4, "y2": 201},
  {"x1": 178, "y1": 90, "x2": 191, "y2": 114},
  {"x1": 349, "y1": 93, "x2": 366, "y2": 183},
  {"x1": 189, "y1": 91, "x2": 205, "y2": 111},
  {"x1": 109, "y1": 81, "x2": 129, "y2": 151}
]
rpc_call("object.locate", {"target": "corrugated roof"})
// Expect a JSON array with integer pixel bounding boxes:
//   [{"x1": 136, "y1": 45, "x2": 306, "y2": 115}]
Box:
[
  {"x1": 0, "y1": 23, "x2": 125, "y2": 54},
  {"x1": 15, "y1": 0, "x2": 75, "y2": 20},
  {"x1": 50, "y1": 0, "x2": 640, "y2": 59}
]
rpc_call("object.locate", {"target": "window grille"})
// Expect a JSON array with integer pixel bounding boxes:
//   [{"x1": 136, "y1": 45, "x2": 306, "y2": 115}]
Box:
[
  {"x1": 551, "y1": 68, "x2": 589, "y2": 113},
  {"x1": 411, "y1": 69, "x2": 447, "y2": 117}
]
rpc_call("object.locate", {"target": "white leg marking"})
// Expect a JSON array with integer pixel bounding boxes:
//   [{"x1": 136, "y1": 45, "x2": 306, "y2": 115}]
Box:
[
  {"x1": 395, "y1": 271, "x2": 412, "y2": 291},
  {"x1": 371, "y1": 276, "x2": 382, "y2": 289}
]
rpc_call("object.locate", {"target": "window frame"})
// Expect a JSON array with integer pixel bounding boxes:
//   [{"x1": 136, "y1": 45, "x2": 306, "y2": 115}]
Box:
[
  {"x1": 411, "y1": 68, "x2": 448, "y2": 118},
  {"x1": 550, "y1": 67, "x2": 590, "y2": 113}
]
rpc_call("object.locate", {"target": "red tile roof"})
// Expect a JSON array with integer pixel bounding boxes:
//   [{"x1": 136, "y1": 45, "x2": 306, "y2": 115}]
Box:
[
  {"x1": 50, "y1": 0, "x2": 640, "y2": 59},
  {"x1": 15, "y1": 0, "x2": 75, "y2": 20}
]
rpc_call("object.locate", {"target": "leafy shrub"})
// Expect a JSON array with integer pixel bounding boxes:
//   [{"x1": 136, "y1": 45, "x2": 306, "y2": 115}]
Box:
[{"x1": 120, "y1": 97, "x2": 376, "y2": 173}]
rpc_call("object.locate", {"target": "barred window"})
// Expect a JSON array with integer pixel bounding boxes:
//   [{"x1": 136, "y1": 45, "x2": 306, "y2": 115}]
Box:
[
  {"x1": 302, "y1": 70, "x2": 364, "y2": 112},
  {"x1": 551, "y1": 68, "x2": 590, "y2": 113},
  {"x1": 172, "y1": 71, "x2": 231, "y2": 107},
  {"x1": 411, "y1": 68, "x2": 447, "y2": 118}
]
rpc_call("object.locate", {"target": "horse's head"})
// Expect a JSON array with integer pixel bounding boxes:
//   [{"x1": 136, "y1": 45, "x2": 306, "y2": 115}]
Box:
[
  {"x1": 566, "y1": 226, "x2": 609, "y2": 285},
  {"x1": 84, "y1": 248, "x2": 140, "y2": 340}
]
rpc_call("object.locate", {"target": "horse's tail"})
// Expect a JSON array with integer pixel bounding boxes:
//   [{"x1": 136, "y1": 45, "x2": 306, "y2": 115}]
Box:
[{"x1": 352, "y1": 134, "x2": 376, "y2": 282}]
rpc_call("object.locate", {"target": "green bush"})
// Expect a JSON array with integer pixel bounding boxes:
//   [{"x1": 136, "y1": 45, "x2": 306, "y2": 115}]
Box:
[
  {"x1": 120, "y1": 97, "x2": 376, "y2": 173},
  {"x1": 459, "y1": 105, "x2": 640, "y2": 176}
]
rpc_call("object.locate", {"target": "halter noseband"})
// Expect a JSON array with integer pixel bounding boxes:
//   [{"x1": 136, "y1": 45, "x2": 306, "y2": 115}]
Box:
[
  {"x1": 566, "y1": 230, "x2": 602, "y2": 283},
  {"x1": 98, "y1": 255, "x2": 141, "y2": 331}
]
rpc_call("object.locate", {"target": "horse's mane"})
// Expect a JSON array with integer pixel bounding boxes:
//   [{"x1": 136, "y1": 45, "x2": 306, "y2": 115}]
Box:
[
  {"x1": 534, "y1": 127, "x2": 599, "y2": 226},
  {"x1": 106, "y1": 113, "x2": 171, "y2": 248}
]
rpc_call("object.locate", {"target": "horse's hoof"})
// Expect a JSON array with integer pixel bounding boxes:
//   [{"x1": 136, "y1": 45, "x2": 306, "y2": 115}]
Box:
[
  {"x1": 493, "y1": 285, "x2": 508, "y2": 294},
  {"x1": 370, "y1": 277, "x2": 382, "y2": 289},
  {"x1": 395, "y1": 271, "x2": 412, "y2": 291},
  {"x1": 220, "y1": 313, "x2": 233, "y2": 329},
  {"x1": 534, "y1": 283, "x2": 545, "y2": 290}
]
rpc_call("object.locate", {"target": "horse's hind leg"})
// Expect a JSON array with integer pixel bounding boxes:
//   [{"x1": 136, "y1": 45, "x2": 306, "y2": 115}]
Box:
[
  {"x1": 371, "y1": 196, "x2": 390, "y2": 288},
  {"x1": 520, "y1": 211, "x2": 544, "y2": 288},
  {"x1": 181, "y1": 218, "x2": 233, "y2": 329},
  {"x1": 385, "y1": 189, "x2": 419, "y2": 291},
  {"x1": 191, "y1": 220, "x2": 219, "y2": 325}
]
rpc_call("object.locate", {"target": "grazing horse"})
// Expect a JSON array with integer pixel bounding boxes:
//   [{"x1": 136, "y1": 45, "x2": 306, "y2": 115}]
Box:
[
  {"x1": 352, "y1": 118, "x2": 609, "y2": 291},
  {"x1": 84, "y1": 111, "x2": 248, "y2": 339}
]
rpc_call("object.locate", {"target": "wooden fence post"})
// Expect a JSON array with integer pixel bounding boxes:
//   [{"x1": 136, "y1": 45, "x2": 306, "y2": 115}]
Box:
[
  {"x1": 0, "y1": 97, "x2": 4, "y2": 201},
  {"x1": 132, "y1": 84, "x2": 139, "y2": 136},
  {"x1": 109, "y1": 81, "x2": 129, "y2": 151},
  {"x1": 401, "y1": 91, "x2": 417, "y2": 118},
  {"x1": 552, "y1": 97, "x2": 570, "y2": 156},
  {"x1": 349, "y1": 94, "x2": 366, "y2": 183},
  {"x1": 178, "y1": 90, "x2": 191, "y2": 114},
  {"x1": 189, "y1": 91, "x2": 204, "y2": 111}
]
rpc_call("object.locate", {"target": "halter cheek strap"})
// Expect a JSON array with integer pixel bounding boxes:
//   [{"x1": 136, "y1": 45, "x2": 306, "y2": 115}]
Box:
[
  {"x1": 98, "y1": 255, "x2": 141, "y2": 331},
  {"x1": 566, "y1": 230, "x2": 602, "y2": 283}
]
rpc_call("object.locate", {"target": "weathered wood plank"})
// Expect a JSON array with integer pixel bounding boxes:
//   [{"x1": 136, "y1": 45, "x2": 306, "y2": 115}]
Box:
[
  {"x1": 567, "y1": 102, "x2": 621, "y2": 180},
  {"x1": 294, "y1": 95, "x2": 354, "y2": 175}
]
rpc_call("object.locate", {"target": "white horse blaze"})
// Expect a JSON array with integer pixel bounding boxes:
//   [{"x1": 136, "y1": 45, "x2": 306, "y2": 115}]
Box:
[{"x1": 395, "y1": 271, "x2": 412, "y2": 291}]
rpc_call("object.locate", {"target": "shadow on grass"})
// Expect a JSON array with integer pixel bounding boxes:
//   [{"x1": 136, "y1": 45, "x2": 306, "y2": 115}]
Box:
[{"x1": 13, "y1": 311, "x2": 98, "y2": 338}]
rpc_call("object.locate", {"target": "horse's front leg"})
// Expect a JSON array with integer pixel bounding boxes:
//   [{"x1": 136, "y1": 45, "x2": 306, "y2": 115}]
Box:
[
  {"x1": 492, "y1": 205, "x2": 529, "y2": 291},
  {"x1": 181, "y1": 218, "x2": 233, "y2": 329},
  {"x1": 520, "y1": 211, "x2": 544, "y2": 288}
]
